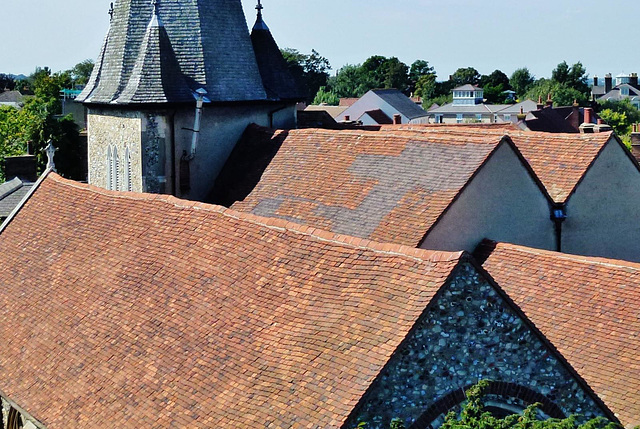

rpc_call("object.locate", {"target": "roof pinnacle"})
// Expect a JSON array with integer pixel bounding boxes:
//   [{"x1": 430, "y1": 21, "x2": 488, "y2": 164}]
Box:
[{"x1": 256, "y1": 0, "x2": 263, "y2": 16}]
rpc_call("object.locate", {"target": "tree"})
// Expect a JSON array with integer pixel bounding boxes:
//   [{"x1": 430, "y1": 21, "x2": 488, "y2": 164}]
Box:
[
  {"x1": 451, "y1": 67, "x2": 481, "y2": 86},
  {"x1": 0, "y1": 74, "x2": 16, "y2": 91},
  {"x1": 360, "y1": 55, "x2": 411, "y2": 93},
  {"x1": 596, "y1": 98, "x2": 640, "y2": 147},
  {"x1": 312, "y1": 86, "x2": 339, "y2": 105},
  {"x1": 414, "y1": 74, "x2": 437, "y2": 101},
  {"x1": 510, "y1": 68, "x2": 535, "y2": 98},
  {"x1": 326, "y1": 64, "x2": 370, "y2": 98},
  {"x1": 480, "y1": 70, "x2": 512, "y2": 104},
  {"x1": 409, "y1": 60, "x2": 435, "y2": 83},
  {"x1": 69, "y1": 59, "x2": 95, "y2": 86},
  {"x1": 281, "y1": 48, "x2": 331, "y2": 104},
  {"x1": 552, "y1": 61, "x2": 589, "y2": 96},
  {"x1": 409, "y1": 60, "x2": 436, "y2": 96},
  {"x1": 525, "y1": 78, "x2": 588, "y2": 107}
]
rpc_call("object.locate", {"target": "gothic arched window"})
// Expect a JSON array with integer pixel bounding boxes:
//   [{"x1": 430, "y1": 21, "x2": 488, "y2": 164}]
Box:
[{"x1": 124, "y1": 146, "x2": 133, "y2": 192}]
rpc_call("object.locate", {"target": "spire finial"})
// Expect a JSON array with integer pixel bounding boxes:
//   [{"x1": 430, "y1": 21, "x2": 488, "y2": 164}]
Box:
[
  {"x1": 256, "y1": 0, "x2": 263, "y2": 17},
  {"x1": 152, "y1": 0, "x2": 159, "y2": 13},
  {"x1": 108, "y1": 2, "x2": 114, "y2": 21},
  {"x1": 44, "y1": 140, "x2": 57, "y2": 172}
]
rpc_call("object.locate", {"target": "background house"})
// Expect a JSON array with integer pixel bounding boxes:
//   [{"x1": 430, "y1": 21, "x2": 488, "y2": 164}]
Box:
[
  {"x1": 592, "y1": 73, "x2": 640, "y2": 108},
  {"x1": 336, "y1": 89, "x2": 430, "y2": 124}
]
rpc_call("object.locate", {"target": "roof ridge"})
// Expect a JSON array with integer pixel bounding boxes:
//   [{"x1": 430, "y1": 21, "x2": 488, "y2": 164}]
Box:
[
  {"x1": 495, "y1": 242, "x2": 640, "y2": 270},
  {"x1": 48, "y1": 174, "x2": 464, "y2": 265}
]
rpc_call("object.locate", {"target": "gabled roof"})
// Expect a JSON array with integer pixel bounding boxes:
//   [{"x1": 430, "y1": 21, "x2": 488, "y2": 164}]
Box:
[
  {"x1": 388, "y1": 124, "x2": 615, "y2": 204},
  {"x1": 525, "y1": 106, "x2": 582, "y2": 133},
  {"x1": 216, "y1": 125, "x2": 517, "y2": 247},
  {"x1": 78, "y1": 0, "x2": 267, "y2": 104},
  {"x1": 370, "y1": 89, "x2": 429, "y2": 120},
  {"x1": 250, "y1": 9, "x2": 305, "y2": 101},
  {"x1": 0, "y1": 90, "x2": 23, "y2": 104},
  {"x1": 482, "y1": 242, "x2": 640, "y2": 428},
  {"x1": 0, "y1": 173, "x2": 464, "y2": 428}
]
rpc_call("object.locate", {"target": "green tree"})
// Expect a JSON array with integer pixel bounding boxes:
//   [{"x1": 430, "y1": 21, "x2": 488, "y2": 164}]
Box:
[
  {"x1": 552, "y1": 61, "x2": 590, "y2": 96},
  {"x1": 312, "y1": 86, "x2": 340, "y2": 105},
  {"x1": 326, "y1": 64, "x2": 370, "y2": 98},
  {"x1": 409, "y1": 60, "x2": 435, "y2": 83},
  {"x1": 69, "y1": 59, "x2": 95, "y2": 86},
  {"x1": 281, "y1": 48, "x2": 331, "y2": 104},
  {"x1": 414, "y1": 74, "x2": 437, "y2": 101},
  {"x1": 451, "y1": 67, "x2": 481, "y2": 86},
  {"x1": 510, "y1": 67, "x2": 535, "y2": 98},
  {"x1": 0, "y1": 74, "x2": 16, "y2": 91},
  {"x1": 480, "y1": 70, "x2": 512, "y2": 104},
  {"x1": 525, "y1": 78, "x2": 588, "y2": 107},
  {"x1": 439, "y1": 381, "x2": 618, "y2": 429}
]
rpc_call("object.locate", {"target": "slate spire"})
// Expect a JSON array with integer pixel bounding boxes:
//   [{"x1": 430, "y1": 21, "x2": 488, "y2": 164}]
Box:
[
  {"x1": 250, "y1": 1, "x2": 305, "y2": 101},
  {"x1": 78, "y1": 0, "x2": 267, "y2": 104}
]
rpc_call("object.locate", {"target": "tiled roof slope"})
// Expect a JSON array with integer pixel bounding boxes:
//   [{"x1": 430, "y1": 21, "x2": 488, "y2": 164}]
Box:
[
  {"x1": 483, "y1": 242, "x2": 640, "y2": 428},
  {"x1": 0, "y1": 173, "x2": 463, "y2": 429},
  {"x1": 227, "y1": 125, "x2": 507, "y2": 247},
  {"x1": 387, "y1": 124, "x2": 615, "y2": 203},
  {"x1": 78, "y1": 0, "x2": 267, "y2": 104}
]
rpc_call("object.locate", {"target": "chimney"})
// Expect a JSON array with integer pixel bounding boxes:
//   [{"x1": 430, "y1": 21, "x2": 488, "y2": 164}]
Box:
[
  {"x1": 344, "y1": 115, "x2": 350, "y2": 122},
  {"x1": 631, "y1": 123, "x2": 640, "y2": 145},
  {"x1": 584, "y1": 107, "x2": 593, "y2": 124},
  {"x1": 631, "y1": 73, "x2": 639, "y2": 89},
  {"x1": 546, "y1": 93, "x2": 553, "y2": 108},
  {"x1": 536, "y1": 95, "x2": 544, "y2": 110},
  {"x1": 593, "y1": 76, "x2": 599, "y2": 87},
  {"x1": 393, "y1": 114, "x2": 402, "y2": 125},
  {"x1": 605, "y1": 73, "x2": 613, "y2": 93},
  {"x1": 569, "y1": 100, "x2": 580, "y2": 131},
  {"x1": 516, "y1": 106, "x2": 526, "y2": 121},
  {"x1": 3, "y1": 155, "x2": 38, "y2": 182}
]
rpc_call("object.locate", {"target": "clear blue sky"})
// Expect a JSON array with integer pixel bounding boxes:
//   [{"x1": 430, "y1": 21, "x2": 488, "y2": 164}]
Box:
[{"x1": 2, "y1": 0, "x2": 639, "y2": 81}]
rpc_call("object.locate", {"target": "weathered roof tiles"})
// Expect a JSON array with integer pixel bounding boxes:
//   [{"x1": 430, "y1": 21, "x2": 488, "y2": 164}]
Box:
[{"x1": 0, "y1": 173, "x2": 462, "y2": 428}]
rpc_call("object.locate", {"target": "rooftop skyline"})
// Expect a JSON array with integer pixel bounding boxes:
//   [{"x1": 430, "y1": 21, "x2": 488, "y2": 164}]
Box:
[{"x1": 2, "y1": 0, "x2": 639, "y2": 81}]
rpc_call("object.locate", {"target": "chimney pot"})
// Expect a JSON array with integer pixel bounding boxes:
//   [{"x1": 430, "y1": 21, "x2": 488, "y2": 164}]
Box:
[
  {"x1": 605, "y1": 73, "x2": 613, "y2": 93},
  {"x1": 584, "y1": 107, "x2": 593, "y2": 124},
  {"x1": 393, "y1": 114, "x2": 402, "y2": 125},
  {"x1": 344, "y1": 115, "x2": 350, "y2": 121}
]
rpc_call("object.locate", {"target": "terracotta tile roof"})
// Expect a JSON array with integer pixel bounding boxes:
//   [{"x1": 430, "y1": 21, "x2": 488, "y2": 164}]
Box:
[
  {"x1": 0, "y1": 173, "x2": 464, "y2": 429},
  {"x1": 483, "y1": 242, "x2": 640, "y2": 427},
  {"x1": 225, "y1": 125, "x2": 508, "y2": 247},
  {"x1": 386, "y1": 124, "x2": 615, "y2": 203}
]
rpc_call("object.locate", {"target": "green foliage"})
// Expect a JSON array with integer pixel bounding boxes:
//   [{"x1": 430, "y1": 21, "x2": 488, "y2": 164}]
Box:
[
  {"x1": 312, "y1": 86, "x2": 340, "y2": 105},
  {"x1": 281, "y1": 48, "x2": 331, "y2": 104},
  {"x1": 552, "y1": 61, "x2": 589, "y2": 95},
  {"x1": 480, "y1": 70, "x2": 512, "y2": 104},
  {"x1": 69, "y1": 59, "x2": 95, "y2": 86},
  {"x1": 599, "y1": 109, "x2": 629, "y2": 135},
  {"x1": 451, "y1": 67, "x2": 481, "y2": 86},
  {"x1": 525, "y1": 78, "x2": 588, "y2": 107},
  {"x1": 440, "y1": 381, "x2": 619, "y2": 429},
  {"x1": 0, "y1": 66, "x2": 84, "y2": 182},
  {"x1": 510, "y1": 68, "x2": 535, "y2": 98},
  {"x1": 0, "y1": 74, "x2": 16, "y2": 91},
  {"x1": 414, "y1": 74, "x2": 437, "y2": 101}
]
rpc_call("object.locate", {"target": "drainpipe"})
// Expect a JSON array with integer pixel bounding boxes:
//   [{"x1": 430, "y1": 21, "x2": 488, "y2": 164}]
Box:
[
  {"x1": 550, "y1": 204, "x2": 567, "y2": 252},
  {"x1": 180, "y1": 88, "x2": 207, "y2": 195}
]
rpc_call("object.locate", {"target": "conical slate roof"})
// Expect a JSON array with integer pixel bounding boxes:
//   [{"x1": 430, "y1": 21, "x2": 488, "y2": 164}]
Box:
[
  {"x1": 78, "y1": 0, "x2": 268, "y2": 104},
  {"x1": 250, "y1": 7, "x2": 305, "y2": 101}
]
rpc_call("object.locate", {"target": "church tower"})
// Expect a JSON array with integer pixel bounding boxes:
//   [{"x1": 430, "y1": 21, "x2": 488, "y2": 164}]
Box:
[{"x1": 78, "y1": 0, "x2": 303, "y2": 200}]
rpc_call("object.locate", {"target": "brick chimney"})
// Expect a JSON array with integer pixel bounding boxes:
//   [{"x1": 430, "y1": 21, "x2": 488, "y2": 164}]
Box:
[
  {"x1": 584, "y1": 107, "x2": 593, "y2": 124},
  {"x1": 536, "y1": 95, "x2": 544, "y2": 110},
  {"x1": 605, "y1": 73, "x2": 612, "y2": 93},
  {"x1": 546, "y1": 93, "x2": 553, "y2": 108},
  {"x1": 593, "y1": 76, "x2": 599, "y2": 87},
  {"x1": 393, "y1": 114, "x2": 402, "y2": 125},
  {"x1": 569, "y1": 100, "x2": 580, "y2": 131},
  {"x1": 631, "y1": 73, "x2": 639, "y2": 89}
]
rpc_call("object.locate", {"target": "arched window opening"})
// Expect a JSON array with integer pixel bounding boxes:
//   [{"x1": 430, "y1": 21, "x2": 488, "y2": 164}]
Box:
[
  {"x1": 112, "y1": 146, "x2": 120, "y2": 191},
  {"x1": 124, "y1": 146, "x2": 133, "y2": 192},
  {"x1": 106, "y1": 145, "x2": 113, "y2": 190}
]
